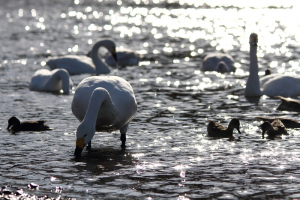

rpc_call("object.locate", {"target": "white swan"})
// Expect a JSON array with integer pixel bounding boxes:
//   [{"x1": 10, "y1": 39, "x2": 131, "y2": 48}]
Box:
[
  {"x1": 245, "y1": 33, "x2": 300, "y2": 97},
  {"x1": 72, "y1": 76, "x2": 137, "y2": 157},
  {"x1": 201, "y1": 53, "x2": 235, "y2": 73},
  {"x1": 87, "y1": 49, "x2": 140, "y2": 68},
  {"x1": 46, "y1": 39, "x2": 117, "y2": 75},
  {"x1": 29, "y1": 69, "x2": 73, "y2": 94},
  {"x1": 103, "y1": 51, "x2": 139, "y2": 67}
]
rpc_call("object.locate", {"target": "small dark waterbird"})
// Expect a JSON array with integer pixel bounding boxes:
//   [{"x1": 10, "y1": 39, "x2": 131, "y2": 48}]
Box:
[
  {"x1": 207, "y1": 118, "x2": 241, "y2": 138},
  {"x1": 265, "y1": 69, "x2": 271, "y2": 76},
  {"x1": 255, "y1": 116, "x2": 300, "y2": 128},
  {"x1": 7, "y1": 116, "x2": 52, "y2": 133},
  {"x1": 259, "y1": 118, "x2": 288, "y2": 139},
  {"x1": 275, "y1": 96, "x2": 300, "y2": 112}
]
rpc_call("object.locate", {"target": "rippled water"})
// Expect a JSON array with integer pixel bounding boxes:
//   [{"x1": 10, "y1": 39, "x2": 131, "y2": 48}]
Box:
[{"x1": 2, "y1": 0, "x2": 300, "y2": 199}]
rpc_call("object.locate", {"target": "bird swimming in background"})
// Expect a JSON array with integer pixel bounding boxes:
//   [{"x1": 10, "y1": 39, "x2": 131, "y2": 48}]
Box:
[
  {"x1": 71, "y1": 76, "x2": 137, "y2": 157},
  {"x1": 46, "y1": 39, "x2": 117, "y2": 75},
  {"x1": 207, "y1": 118, "x2": 241, "y2": 138},
  {"x1": 7, "y1": 116, "x2": 52, "y2": 133},
  {"x1": 201, "y1": 53, "x2": 235, "y2": 73},
  {"x1": 29, "y1": 69, "x2": 72, "y2": 94},
  {"x1": 255, "y1": 116, "x2": 300, "y2": 128},
  {"x1": 245, "y1": 33, "x2": 300, "y2": 97},
  {"x1": 265, "y1": 69, "x2": 271, "y2": 76},
  {"x1": 275, "y1": 96, "x2": 300, "y2": 112},
  {"x1": 259, "y1": 118, "x2": 288, "y2": 139},
  {"x1": 87, "y1": 49, "x2": 140, "y2": 68}
]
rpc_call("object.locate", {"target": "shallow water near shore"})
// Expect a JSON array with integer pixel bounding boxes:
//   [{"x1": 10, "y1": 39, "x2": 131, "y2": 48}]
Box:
[{"x1": 1, "y1": 0, "x2": 300, "y2": 199}]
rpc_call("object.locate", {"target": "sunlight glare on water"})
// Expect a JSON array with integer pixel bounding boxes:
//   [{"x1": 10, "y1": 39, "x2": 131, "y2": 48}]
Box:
[{"x1": 2, "y1": 0, "x2": 300, "y2": 199}]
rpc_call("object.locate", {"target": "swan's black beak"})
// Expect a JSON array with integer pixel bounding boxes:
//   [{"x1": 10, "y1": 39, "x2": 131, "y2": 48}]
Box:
[
  {"x1": 237, "y1": 128, "x2": 241, "y2": 134},
  {"x1": 74, "y1": 137, "x2": 85, "y2": 157},
  {"x1": 74, "y1": 147, "x2": 83, "y2": 157}
]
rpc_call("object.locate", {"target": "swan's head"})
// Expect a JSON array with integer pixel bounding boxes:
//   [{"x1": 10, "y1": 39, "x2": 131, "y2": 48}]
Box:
[
  {"x1": 249, "y1": 33, "x2": 258, "y2": 46},
  {"x1": 53, "y1": 68, "x2": 73, "y2": 94},
  {"x1": 7, "y1": 116, "x2": 20, "y2": 129},
  {"x1": 90, "y1": 39, "x2": 118, "y2": 63},
  {"x1": 228, "y1": 118, "x2": 241, "y2": 134},
  {"x1": 216, "y1": 61, "x2": 229, "y2": 73},
  {"x1": 74, "y1": 123, "x2": 95, "y2": 157},
  {"x1": 104, "y1": 40, "x2": 118, "y2": 62},
  {"x1": 265, "y1": 69, "x2": 271, "y2": 76}
]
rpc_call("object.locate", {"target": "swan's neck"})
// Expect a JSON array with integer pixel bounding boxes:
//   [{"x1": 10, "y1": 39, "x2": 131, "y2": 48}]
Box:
[
  {"x1": 80, "y1": 88, "x2": 114, "y2": 129},
  {"x1": 59, "y1": 71, "x2": 71, "y2": 94},
  {"x1": 91, "y1": 41, "x2": 111, "y2": 74},
  {"x1": 245, "y1": 45, "x2": 262, "y2": 97},
  {"x1": 44, "y1": 69, "x2": 71, "y2": 94},
  {"x1": 226, "y1": 125, "x2": 234, "y2": 132},
  {"x1": 76, "y1": 87, "x2": 116, "y2": 146}
]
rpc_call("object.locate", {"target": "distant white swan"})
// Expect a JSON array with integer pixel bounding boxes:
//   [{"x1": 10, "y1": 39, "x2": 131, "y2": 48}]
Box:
[
  {"x1": 201, "y1": 53, "x2": 235, "y2": 73},
  {"x1": 29, "y1": 69, "x2": 72, "y2": 94},
  {"x1": 245, "y1": 33, "x2": 300, "y2": 97},
  {"x1": 72, "y1": 76, "x2": 137, "y2": 157},
  {"x1": 46, "y1": 39, "x2": 117, "y2": 75},
  {"x1": 104, "y1": 51, "x2": 139, "y2": 67},
  {"x1": 87, "y1": 49, "x2": 140, "y2": 67}
]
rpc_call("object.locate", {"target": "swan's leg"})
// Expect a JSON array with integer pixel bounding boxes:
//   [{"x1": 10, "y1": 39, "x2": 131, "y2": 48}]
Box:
[
  {"x1": 86, "y1": 141, "x2": 91, "y2": 150},
  {"x1": 120, "y1": 124, "x2": 128, "y2": 147}
]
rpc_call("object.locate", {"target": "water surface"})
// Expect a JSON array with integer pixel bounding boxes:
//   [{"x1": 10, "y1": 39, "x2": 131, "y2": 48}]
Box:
[{"x1": 1, "y1": 0, "x2": 300, "y2": 199}]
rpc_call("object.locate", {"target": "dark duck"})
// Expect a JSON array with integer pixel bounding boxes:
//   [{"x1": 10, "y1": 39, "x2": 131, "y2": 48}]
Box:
[
  {"x1": 207, "y1": 118, "x2": 241, "y2": 138},
  {"x1": 259, "y1": 118, "x2": 288, "y2": 139},
  {"x1": 7, "y1": 116, "x2": 52, "y2": 133}
]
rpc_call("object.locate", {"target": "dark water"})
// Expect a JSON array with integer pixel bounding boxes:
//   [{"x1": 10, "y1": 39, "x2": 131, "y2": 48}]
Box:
[{"x1": 1, "y1": 0, "x2": 300, "y2": 199}]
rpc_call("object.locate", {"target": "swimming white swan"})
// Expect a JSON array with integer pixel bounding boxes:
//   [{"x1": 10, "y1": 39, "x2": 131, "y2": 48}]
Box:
[
  {"x1": 245, "y1": 33, "x2": 300, "y2": 97},
  {"x1": 103, "y1": 50, "x2": 139, "y2": 67},
  {"x1": 72, "y1": 76, "x2": 137, "y2": 157},
  {"x1": 87, "y1": 49, "x2": 140, "y2": 67},
  {"x1": 29, "y1": 69, "x2": 73, "y2": 94},
  {"x1": 46, "y1": 39, "x2": 117, "y2": 75},
  {"x1": 201, "y1": 53, "x2": 235, "y2": 73}
]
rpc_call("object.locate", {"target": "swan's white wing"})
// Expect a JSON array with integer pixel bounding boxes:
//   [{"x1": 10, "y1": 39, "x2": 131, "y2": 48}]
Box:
[
  {"x1": 262, "y1": 75, "x2": 300, "y2": 97},
  {"x1": 29, "y1": 69, "x2": 52, "y2": 91},
  {"x1": 29, "y1": 69, "x2": 72, "y2": 93},
  {"x1": 201, "y1": 53, "x2": 235, "y2": 72},
  {"x1": 47, "y1": 55, "x2": 95, "y2": 75}
]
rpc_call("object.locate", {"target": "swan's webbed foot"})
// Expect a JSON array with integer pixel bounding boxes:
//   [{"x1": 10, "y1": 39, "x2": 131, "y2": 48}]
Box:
[
  {"x1": 86, "y1": 141, "x2": 91, "y2": 150},
  {"x1": 120, "y1": 134, "x2": 126, "y2": 148}
]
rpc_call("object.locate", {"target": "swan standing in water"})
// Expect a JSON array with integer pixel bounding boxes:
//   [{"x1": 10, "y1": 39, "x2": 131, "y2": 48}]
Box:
[
  {"x1": 201, "y1": 53, "x2": 235, "y2": 73},
  {"x1": 29, "y1": 69, "x2": 72, "y2": 94},
  {"x1": 72, "y1": 76, "x2": 137, "y2": 157},
  {"x1": 46, "y1": 39, "x2": 117, "y2": 75},
  {"x1": 245, "y1": 33, "x2": 300, "y2": 97}
]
